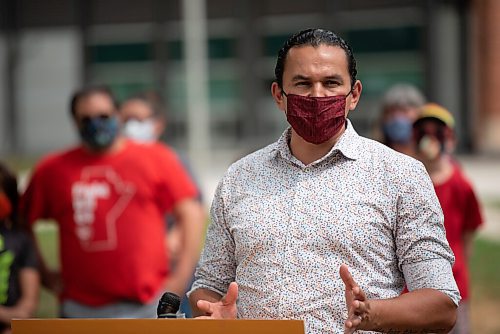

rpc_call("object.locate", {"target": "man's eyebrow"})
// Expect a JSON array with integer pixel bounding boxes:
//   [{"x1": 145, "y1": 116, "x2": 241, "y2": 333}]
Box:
[
  {"x1": 324, "y1": 74, "x2": 344, "y2": 82},
  {"x1": 291, "y1": 75, "x2": 310, "y2": 82},
  {"x1": 291, "y1": 74, "x2": 345, "y2": 82}
]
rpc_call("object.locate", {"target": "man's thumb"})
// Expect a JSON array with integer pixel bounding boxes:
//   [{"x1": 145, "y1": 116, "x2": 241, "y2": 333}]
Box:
[{"x1": 222, "y1": 282, "x2": 238, "y2": 305}]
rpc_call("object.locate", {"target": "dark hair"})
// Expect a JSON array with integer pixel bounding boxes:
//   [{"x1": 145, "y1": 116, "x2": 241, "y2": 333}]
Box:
[
  {"x1": 121, "y1": 91, "x2": 167, "y2": 119},
  {"x1": 69, "y1": 85, "x2": 118, "y2": 118},
  {"x1": 0, "y1": 162, "x2": 19, "y2": 227},
  {"x1": 274, "y1": 28, "x2": 357, "y2": 89}
]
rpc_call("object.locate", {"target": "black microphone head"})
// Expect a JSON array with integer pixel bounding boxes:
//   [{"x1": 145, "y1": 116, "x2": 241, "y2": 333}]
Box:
[{"x1": 157, "y1": 292, "x2": 181, "y2": 318}]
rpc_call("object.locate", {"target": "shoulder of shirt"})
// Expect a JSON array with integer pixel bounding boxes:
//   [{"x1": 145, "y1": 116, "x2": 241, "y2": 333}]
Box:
[
  {"x1": 126, "y1": 139, "x2": 180, "y2": 159},
  {"x1": 354, "y1": 134, "x2": 424, "y2": 169},
  {"x1": 223, "y1": 142, "x2": 277, "y2": 177},
  {"x1": 32, "y1": 145, "x2": 83, "y2": 171}
]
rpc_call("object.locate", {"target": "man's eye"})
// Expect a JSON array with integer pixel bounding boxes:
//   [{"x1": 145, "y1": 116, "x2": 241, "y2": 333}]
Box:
[
  {"x1": 325, "y1": 80, "x2": 340, "y2": 87},
  {"x1": 295, "y1": 82, "x2": 310, "y2": 87}
]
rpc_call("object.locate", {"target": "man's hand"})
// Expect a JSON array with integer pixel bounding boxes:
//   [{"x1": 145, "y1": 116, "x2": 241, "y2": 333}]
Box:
[
  {"x1": 340, "y1": 264, "x2": 370, "y2": 334},
  {"x1": 195, "y1": 282, "x2": 238, "y2": 319}
]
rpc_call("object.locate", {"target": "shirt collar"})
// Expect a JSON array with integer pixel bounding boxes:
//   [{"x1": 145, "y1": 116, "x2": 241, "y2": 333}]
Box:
[{"x1": 274, "y1": 119, "x2": 361, "y2": 165}]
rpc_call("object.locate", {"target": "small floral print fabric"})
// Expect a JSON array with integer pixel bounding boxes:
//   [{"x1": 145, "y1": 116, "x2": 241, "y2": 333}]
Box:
[{"x1": 189, "y1": 120, "x2": 460, "y2": 334}]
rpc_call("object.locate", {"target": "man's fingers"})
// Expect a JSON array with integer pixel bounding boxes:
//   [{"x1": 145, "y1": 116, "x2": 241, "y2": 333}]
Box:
[
  {"x1": 353, "y1": 286, "x2": 367, "y2": 301},
  {"x1": 352, "y1": 300, "x2": 368, "y2": 316},
  {"x1": 344, "y1": 320, "x2": 356, "y2": 334},
  {"x1": 222, "y1": 282, "x2": 239, "y2": 305},
  {"x1": 196, "y1": 300, "x2": 213, "y2": 314},
  {"x1": 345, "y1": 313, "x2": 363, "y2": 334},
  {"x1": 339, "y1": 264, "x2": 358, "y2": 290}
]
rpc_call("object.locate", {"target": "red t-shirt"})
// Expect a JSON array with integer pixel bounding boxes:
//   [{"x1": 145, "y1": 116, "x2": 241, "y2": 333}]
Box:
[
  {"x1": 434, "y1": 164, "x2": 483, "y2": 301},
  {"x1": 21, "y1": 140, "x2": 198, "y2": 306}
]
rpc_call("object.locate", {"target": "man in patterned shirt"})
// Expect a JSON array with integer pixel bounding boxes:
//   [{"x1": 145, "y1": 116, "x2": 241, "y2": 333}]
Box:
[{"x1": 188, "y1": 28, "x2": 459, "y2": 334}]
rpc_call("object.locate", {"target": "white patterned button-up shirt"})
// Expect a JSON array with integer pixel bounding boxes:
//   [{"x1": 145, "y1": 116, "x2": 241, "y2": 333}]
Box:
[{"x1": 189, "y1": 120, "x2": 460, "y2": 334}]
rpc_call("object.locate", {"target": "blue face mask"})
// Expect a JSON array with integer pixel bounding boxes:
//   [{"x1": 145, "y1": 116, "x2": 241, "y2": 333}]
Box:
[
  {"x1": 79, "y1": 116, "x2": 119, "y2": 150},
  {"x1": 382, "y1": 117, "x2": 413, "y2": 144}
]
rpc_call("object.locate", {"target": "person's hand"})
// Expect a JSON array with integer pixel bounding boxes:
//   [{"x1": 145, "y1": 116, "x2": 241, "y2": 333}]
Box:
[
  {"x1": 0, "y1": 300, "x2": 34, "y2": 323},
  {"x1": 340, "y1": 264, "x2": 369, "y2": 334},
  {"x1": 43, "y1": 269, "x2": 63, "y2": 295},
  {"x1": 195, "y1": 282, "x2": 238, "y2": 319}
]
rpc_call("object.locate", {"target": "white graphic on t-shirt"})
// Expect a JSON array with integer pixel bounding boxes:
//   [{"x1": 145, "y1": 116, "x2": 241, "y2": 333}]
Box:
[{"x1": 71, "y1": 166, "x2": 135, "y2": 251}]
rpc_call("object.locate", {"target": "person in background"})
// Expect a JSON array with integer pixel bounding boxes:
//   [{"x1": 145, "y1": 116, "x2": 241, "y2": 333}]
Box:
[
  {"x1": 413, "y1": 103, "x2": 483, "y2": 334},
  {"x1": 120, "y1": 91, "x2": 167, "y2": 144},
  {"x1": 21, "y1": 86, "x2": 205, "y2": 318},
  {"x1": 188, "y1": 28, "x2": 459, "y2": 334},
  {"x1": 0, "y1": 162, "x2": 39, "y2": 333},
  {"x1": 377, "y1": 83, "x2": 426, "y2": 157},
  {"x1": 120, "y1": 91, "x2": 203, "y2": 317}
]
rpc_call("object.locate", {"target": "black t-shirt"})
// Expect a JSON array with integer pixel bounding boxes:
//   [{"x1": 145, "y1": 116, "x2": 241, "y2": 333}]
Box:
[{"x1": 0, "y1": 225, "x2": 38, "y2": 307}]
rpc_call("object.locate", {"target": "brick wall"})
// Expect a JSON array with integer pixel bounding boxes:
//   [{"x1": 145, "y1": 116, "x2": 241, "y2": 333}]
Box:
[{"x1": 474, "y1": 0, "x2": 500, "y2": 154}]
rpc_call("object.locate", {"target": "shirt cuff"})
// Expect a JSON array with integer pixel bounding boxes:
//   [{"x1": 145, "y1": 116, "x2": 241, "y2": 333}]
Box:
[
  {"x1": 186, "y1": 280, "x2": 227, "y2": 299},
  {"x1": 402, "y1": 258, "x2": 461, "y2": 306}
]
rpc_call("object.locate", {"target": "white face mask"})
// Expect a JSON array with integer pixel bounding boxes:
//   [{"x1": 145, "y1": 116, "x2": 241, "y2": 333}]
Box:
[{"x1": 122, "y1": 119, "x2": 156, "y2": 142}]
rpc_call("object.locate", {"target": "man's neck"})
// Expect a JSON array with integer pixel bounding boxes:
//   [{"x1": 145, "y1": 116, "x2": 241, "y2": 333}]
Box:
[
  {"x1": 82, "y1": 136, "x2": 126, "y2": 155},
  {"x1": 289, "y1": 127, "x2": 345, "y2": 166}
]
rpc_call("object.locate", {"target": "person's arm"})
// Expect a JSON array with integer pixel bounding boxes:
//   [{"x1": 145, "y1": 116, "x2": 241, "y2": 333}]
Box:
[
  {"x1": 21, "y1": 166, "x2": 61, "y2": 295},
  {"x1": 463, "y1": 231, "x2": 475, "y2": 263},
  {"x1": 341, "y1": 265, "x2": 456, "y2": 333},
  {"x1": 0, "y1": 268, "x2": 40, "y2": 324},
  {"x1": 27, "y1": 228, "x2": 61, "y2": 294},
  {"x1": 187, "y1": 175, "x2": 238, "y2": 316},
  {"x1": 164, "y1": 198, "x2": 205, "y2": 296},
  {"x1": 13, "y1": 268, "x2": 40, "y2": 317}
]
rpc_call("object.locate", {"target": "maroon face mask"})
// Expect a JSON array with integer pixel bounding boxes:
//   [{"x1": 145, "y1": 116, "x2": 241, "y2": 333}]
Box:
[{"x1": 283, "y1": 92, "x2": 350, "y2": 144}]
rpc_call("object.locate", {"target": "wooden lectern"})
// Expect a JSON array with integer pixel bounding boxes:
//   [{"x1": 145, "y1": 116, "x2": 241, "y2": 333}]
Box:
[{"x1": 12, "y1": 318, "x2": 305, "y2": 334}]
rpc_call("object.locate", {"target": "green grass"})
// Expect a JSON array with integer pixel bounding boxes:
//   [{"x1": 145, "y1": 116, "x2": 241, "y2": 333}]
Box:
[
  {"x1": 470, "y1": 237, "x2": 500, "y2": 298},
  {"x1": 34, "y1": 223, "x2": 59, "y2": 318},
  {"x1": 33, "y1": 227, "x2": 500, "y2": 318}
]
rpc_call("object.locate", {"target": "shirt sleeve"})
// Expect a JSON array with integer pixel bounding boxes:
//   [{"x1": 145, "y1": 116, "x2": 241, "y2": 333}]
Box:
[
  {"x1": 395, "y1": 160, "x2": 461, "y2": 305},
  {"x1": 187, "y1": 176, "x2": 236, "y2": 298},
  {"x1": 19, "y1": 231, "x2": 38, "y2": 269},
  {"x1": 20, "y1": 165, "x2": 50, "y2": 226}
]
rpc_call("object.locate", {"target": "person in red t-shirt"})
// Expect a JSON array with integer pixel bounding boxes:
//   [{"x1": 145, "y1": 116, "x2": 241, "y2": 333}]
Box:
[
  {"x1": 21, "y1": 86, "x2": 206, "y2": 318},
  {"x1": 120, "y1": 91, "x2": 203, "y2": 318},
  {"x1": 413, "y1": 103, "x2": 483, "y2": 334}
]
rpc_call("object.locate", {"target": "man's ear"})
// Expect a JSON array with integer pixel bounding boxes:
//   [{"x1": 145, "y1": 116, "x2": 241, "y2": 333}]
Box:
[
  {"x1": 271, "y1": 82, "x2": 286, "y2": 112},
  {"x1": 348, "y1": 80, "x2": 362, "y2": 111}
]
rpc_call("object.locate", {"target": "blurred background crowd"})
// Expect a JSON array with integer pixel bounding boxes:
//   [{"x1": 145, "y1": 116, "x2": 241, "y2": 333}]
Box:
[{"x1": 0, "y1": 0, "x2": 499, "y2": 333}]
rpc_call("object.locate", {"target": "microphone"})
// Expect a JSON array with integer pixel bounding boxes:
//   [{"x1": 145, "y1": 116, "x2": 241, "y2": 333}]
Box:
[{"x1": 157, "y1": 292, "x2": 181, "y2": 318}]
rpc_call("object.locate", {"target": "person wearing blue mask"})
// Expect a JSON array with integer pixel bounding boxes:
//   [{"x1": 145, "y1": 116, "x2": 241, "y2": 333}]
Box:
[
  {"x1": 379, "y1": 83, "x2": 426, "y2": 157},
  {"x1": 21, "y1": 86, "x2": 206, "y2": 319}
]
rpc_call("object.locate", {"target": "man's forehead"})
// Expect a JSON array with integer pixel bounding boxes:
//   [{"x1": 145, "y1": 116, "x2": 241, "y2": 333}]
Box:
[
  {"x1": 75, "y1": 93, "x2": 116, "y2": 114},
  {"x1": 283, "y1": 44, "x2": 349, "y2": 76}
]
